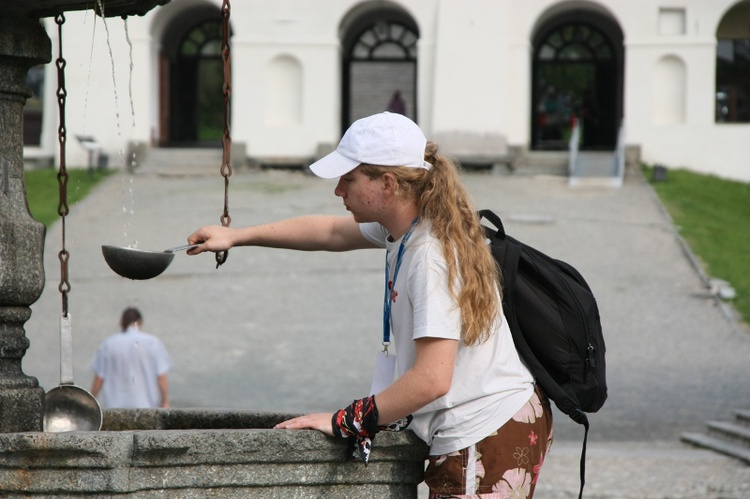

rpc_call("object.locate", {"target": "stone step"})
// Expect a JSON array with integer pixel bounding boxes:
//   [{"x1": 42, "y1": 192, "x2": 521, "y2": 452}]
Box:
[
  {"x1": 573, "y1": 151, "x2": 616, "y2": 178},
  {"x1": 136, "y1": 147, "x2": 242, "y2": 176},
  {"x1": 681, "y1": 432, "x2": 750, "y2": 464},
  {"x1": 735, "y1": 409, "x2": 750, "y2": 425},
  {"x1": 568, "y1": 151, "x2": 621, "y2": 187},
  {"x1": 516, "y1": 151, "x2": 568, "y2": 175},
  {"x1": 706, "y1": 420, "x2": 750, "y2": 446}
]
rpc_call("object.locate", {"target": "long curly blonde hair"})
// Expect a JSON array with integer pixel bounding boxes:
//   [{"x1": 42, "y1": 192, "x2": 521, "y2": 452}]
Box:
[{"x1": 359, "y1": 142, "x2": 501, "y2": 345}]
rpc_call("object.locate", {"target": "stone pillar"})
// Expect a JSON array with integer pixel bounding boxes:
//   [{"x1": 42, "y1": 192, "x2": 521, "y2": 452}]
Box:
[{"x1": 0, "y1": 16, "x2": 51, "y2": 432}]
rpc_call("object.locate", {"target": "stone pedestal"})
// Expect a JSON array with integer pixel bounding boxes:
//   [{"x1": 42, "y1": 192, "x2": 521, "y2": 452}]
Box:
[{"x1": 0, "y1": 16, "x2": 51, "y2": 432}]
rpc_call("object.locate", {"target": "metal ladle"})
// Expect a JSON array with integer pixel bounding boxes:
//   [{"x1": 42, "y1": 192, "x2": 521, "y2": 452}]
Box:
[
  {"x1": 44, "y1": 314, "x2": 102, "y2": 432},
  {"x1": 102, "y1": 244, "x2": 198, "y2": 280}
]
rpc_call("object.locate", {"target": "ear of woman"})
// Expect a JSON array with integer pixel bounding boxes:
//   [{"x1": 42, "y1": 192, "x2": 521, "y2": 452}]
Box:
[{"x1": 381, "y1": 172, "x2": 399, "y2": 194}]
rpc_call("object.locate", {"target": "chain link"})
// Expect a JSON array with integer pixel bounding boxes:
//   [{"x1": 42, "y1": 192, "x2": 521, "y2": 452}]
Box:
[
  {"x1": 216, "y1": 0, "x2": 233, "y2": 268},
  {"x1": 55, "y1": 14, "x2": 71, "y2": 316}
]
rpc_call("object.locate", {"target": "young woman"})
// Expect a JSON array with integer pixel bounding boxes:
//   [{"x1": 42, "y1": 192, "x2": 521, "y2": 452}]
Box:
[{"x1": 187, "y1": 112, "x2": 553, "y2": 498}]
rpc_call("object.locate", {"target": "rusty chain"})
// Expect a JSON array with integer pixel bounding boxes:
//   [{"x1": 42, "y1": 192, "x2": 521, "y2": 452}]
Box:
[
  {"x1": 55, "y1": 14, "x2": 71, "y2": 317},
  {"x1": 215, "y1": 0, "x2": 232, "y2": 269}
]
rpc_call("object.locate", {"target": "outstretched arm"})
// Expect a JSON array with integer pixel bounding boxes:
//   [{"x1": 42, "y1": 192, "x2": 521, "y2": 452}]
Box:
[{"x1": 187, "y1": 215, "x2": 377, "y2": 254}]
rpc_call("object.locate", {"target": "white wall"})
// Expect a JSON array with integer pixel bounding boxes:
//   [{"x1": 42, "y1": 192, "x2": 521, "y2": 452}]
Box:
[{"x1": 428, "y1": 1, "x2": 510, "y2": 134}]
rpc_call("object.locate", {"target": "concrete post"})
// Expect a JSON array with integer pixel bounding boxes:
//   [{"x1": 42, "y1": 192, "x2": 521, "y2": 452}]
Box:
[{"x1": 0, "y1": 16, "x2": 51, "y2": 432}]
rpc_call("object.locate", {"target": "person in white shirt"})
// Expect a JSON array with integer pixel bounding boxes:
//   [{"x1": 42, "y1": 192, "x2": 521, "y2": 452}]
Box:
[
  {"x1": 186, "y1": 112, "x2": 553, "y2": 498},
  {"x1": 90, "y1": 307, "x2": 171, "y2": 409}
]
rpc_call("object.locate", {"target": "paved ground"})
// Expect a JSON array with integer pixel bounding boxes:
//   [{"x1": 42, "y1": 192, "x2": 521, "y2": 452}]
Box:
[{"x1": 23, "y1": 165, "x2": 750, "y2": 498}]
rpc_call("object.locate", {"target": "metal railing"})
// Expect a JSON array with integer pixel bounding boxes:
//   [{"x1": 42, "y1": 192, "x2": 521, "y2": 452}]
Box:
[
  {"x1": 613, "y1": 119, "x2": 625, "y2": 187},
  {"x1": 568, "y1": 119, "x2": 581, "y2": 178}
]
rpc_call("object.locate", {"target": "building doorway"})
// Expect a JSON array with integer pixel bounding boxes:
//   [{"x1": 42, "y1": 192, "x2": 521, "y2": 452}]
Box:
[
  {"x1": 341, "y1": 6, "x2": 419, "y2": 133},
  {"x1": 532, "y1": 12, "x2": 624, "y2": 151},
  {"x1": 159, "y1": 6, "x2": 227, "y2": 146}
]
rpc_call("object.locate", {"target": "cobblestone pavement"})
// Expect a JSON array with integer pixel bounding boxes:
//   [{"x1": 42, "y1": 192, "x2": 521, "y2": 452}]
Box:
[{"x1": 24, "y1": 166, "x2": 750, "y2": 498}]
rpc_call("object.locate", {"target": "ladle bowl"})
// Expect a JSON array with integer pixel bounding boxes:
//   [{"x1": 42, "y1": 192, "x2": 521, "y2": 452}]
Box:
[
  {"x1": 102, "y1": 244, "x2": 197, "y2": 280},
  {"x1": 44, "y1": 385, "x2": 103, "y2": 432},
  {"x1": 44, "y1": 314, "x2": 103, "y2": 433}
]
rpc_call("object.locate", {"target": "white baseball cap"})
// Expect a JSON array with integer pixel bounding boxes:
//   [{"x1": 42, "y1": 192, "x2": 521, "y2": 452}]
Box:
[{"x1": 309, "y1": 112, "x2": 432, "y2": 179}]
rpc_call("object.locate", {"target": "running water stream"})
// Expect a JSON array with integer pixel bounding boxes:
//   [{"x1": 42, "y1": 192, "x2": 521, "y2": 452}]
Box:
[
  {"x1": 123, "y1": 17, "x2": 136, "y2": 128},
  {"x1": 121, "y1": 174, "x2": 136, "y2": 249},
  {"x1": 90, "y1": 2, "x2": 139, "y2": 248},
  {"x1": 96, "y1": 0, "x2": 121, "y2": 137},
  {"x1": 121, "y1": 16, "x2": 138, "y2": 248}
]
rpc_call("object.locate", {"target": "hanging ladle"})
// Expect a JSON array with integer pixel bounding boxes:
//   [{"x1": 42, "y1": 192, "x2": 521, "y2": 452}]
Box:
[
  {"x1": 44, "y1": 314, "x2": 102, "y2": 432},
  {"x1": 102, "y1": 244, "x2": 198, "y2": 280}
]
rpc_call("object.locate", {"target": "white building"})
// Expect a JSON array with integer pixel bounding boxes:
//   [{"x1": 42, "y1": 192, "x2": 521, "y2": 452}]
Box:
[{"x1": 23, "y1": 0, "x2": 750, "y2": 182}]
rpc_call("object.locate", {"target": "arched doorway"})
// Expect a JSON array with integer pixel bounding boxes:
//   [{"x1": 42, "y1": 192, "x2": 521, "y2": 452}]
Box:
[
  {"x1": 531, "y1": 11, "x2": 624, "y2": 150},
  {"x1": 159, "y1": 6, "x2": 227, "y2": 146},
  {"x1": 341, "y1": 6, "x2": 419, "y2": 132}
]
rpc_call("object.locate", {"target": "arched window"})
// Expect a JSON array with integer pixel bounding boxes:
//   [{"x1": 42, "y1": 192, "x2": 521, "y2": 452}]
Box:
[
  {"x1": 342, "y1": 14, "x2": 419, "y2": 131},
  {"x1": 716, "y1": 1, "x2": 750, "y2": 124},
  {"x1": 537, "y1": 24, "x2": 613, "y2": 62},
  {"x1": 351, "y1": 21, "x2": 418, "y2": 60}
]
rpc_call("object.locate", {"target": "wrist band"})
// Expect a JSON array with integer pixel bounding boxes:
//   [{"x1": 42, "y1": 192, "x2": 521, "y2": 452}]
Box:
[{"x1": 332, "y1": 395, "x2": 413, "y2": 464}]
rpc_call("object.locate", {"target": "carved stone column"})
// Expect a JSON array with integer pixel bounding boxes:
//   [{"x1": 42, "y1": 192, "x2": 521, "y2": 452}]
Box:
[{"x1": 0, "y1": 15, "x2": 51, "y2": 432}]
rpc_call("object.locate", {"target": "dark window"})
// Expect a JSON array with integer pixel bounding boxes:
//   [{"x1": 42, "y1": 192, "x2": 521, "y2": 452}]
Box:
[
  {"x1": 24, "y1": 65, "x2": 45, "y2": 146},
  {"x1": 168, "y1": 19, "x2": 225, "y2": 144},
  {"x1": 716, "y1": 39, "x2": 750, "y2": 123}
]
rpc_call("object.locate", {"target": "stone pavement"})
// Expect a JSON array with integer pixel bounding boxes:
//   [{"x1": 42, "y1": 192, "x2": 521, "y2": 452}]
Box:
[{"x1": 23, "y1": 165, "x2": 750, "y2": 498}]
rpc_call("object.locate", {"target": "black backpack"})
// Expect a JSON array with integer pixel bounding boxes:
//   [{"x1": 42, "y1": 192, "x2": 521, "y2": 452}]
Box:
[{"x1": 479, "y1": 209, "x2": 607, "y2": 499}]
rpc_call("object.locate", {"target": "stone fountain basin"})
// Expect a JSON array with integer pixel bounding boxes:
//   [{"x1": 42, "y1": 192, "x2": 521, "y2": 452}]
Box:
[{"x1": 0, "y1": 408, "x2": 428, "y2": 498}]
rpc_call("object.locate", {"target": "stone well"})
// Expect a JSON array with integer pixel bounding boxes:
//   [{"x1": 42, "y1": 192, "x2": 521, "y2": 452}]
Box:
[{"x1": 0, "y1": 408, "x2": 428, "y2": 498}]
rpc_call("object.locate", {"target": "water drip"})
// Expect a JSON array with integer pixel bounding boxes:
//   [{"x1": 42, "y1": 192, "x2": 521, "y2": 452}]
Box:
[
  {"x1": 121, "y1": 174, "x2": 135, "y2": 247},
  {"x1": 81, "y1": 14, "x2": 97, "y2": 132},
  {"x1": 95, "y1": 0, "x2": 122, "y2": 138},
  {"x1": 123, "y1": 17, "x2": 136, "y2": 127}
]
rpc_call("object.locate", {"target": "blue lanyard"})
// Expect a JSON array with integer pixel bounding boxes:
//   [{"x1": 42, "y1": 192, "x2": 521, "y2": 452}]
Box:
[{"x1": 382, "y1": 217, "x2": 420, "y2": 352}]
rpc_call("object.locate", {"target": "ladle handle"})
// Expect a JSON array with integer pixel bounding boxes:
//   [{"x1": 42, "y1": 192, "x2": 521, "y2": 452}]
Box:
[
  {"x1": 60, "y1": 314, "x2": 74, "y2": 385},
  {"x1": 165, "y1": 244, "x2": 200, "y2": 253}
]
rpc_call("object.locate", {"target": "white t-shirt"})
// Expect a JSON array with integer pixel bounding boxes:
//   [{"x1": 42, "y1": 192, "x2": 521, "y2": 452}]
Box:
[
  {"x1": 90, "y1": 326, "x2": 172, "y2": 409},
  {"x1": 361, "y1": 221, "x2": 534, "y2": 455}
]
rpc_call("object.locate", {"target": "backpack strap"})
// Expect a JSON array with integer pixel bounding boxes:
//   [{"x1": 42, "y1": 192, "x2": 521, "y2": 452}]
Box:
[
  {"x1": 479, "y1": 209, "x2": 588, "y2": 499},
  {"x1": 576, "y1": 410, "x2": 589, "y2": 499},
  {"x1": 478, "y1": 209, "x2": 505, "y2": 238}
]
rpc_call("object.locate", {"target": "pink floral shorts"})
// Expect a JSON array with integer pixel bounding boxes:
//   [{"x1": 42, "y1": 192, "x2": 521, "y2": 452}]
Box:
[{"x1": 424, "y1": 386, "x2": 553, "y2": 499}]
